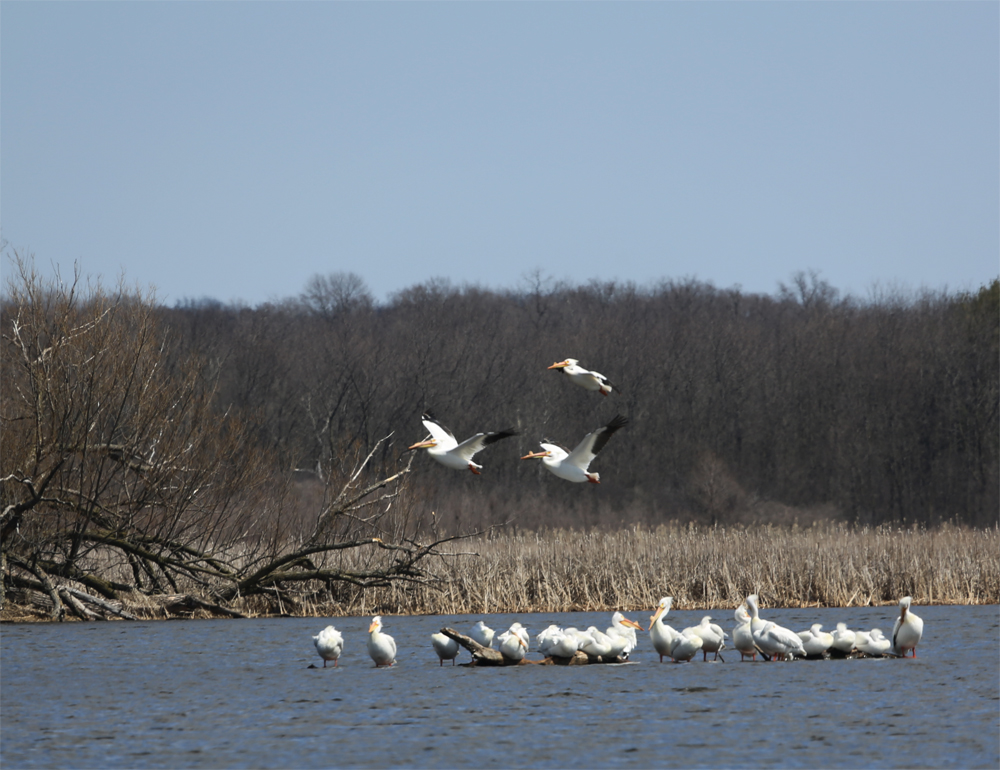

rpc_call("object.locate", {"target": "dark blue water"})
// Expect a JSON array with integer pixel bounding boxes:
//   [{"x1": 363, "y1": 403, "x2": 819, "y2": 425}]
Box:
[{"x1": 2, "y1": 605, "x2": 997, "y2": 768}]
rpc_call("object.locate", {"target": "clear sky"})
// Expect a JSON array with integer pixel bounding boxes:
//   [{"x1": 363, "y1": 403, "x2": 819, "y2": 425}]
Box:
[{"x1": 2, "y1": 2, "x2": 997, "y2": 306}]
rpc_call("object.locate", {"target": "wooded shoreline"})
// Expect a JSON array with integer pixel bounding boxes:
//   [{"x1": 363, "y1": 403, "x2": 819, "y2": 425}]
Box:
[{"x1": 4, "y1": 524, "x2": 996, "y2": 622}]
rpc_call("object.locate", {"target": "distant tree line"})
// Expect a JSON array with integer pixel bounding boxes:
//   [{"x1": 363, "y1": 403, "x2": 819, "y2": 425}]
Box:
[{"x1": 159, "y1": 269, "x2": 998, "y2": 533}]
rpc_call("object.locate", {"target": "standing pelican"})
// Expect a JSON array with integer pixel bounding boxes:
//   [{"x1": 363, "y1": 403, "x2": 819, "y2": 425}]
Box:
[
  {"x1": 409, "y1": 411, "x2": 517, "y2": 475},
  {"x1": 312, "y1": 626, "x2": 344, "y2": 668},
  {"x1": 367, "y1": 616, "x2": 397, "y2": 667},
  {"x1": 891, "y1": 596, "x2": 924, "y2": 658},
  {"x1": 521, "y1": 415, "x2": 628, "y2": 484},
  {"x1": 683, "y1": 616, "x2": 728, "y2": 661},
  {"x1": 649, "y1": 597, "x2": 679, "y2": 662},
  {"x1": 431, "y1": 632, "x2": 460, "y2": 666},
  {"x1": 548, "y1": 358, "x2": 617, "y2": 396},
  {"x1": 470, "y1": 620, "x2": 495, "y2": 649},
  {"x1": 745, "y1": 595, "x2": 805, "y2": 661},
  {"x1": 733, "y1": 606, "x2": 756, "y2": 661}
]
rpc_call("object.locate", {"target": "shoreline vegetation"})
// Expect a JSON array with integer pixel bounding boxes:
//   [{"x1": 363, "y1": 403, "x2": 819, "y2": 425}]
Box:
[{"x1": 3, "y1": 524, "x2": 997, "y2": 623}]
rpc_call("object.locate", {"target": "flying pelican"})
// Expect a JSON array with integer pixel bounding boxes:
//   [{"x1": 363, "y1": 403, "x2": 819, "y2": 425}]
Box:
[
  {"x1": 367, "y1": 616, "x2": 397, "y2": 667},
  {"x1": 547, "y1": 358, "x2": 617, "y2": 396},
  {"x1": 408, "y1": 411, "x2": 517, "y2": 475},
  {"x1": 607, "y1": 611, "x2": 644, "y2": 658},
  {"x1": 797, "y1": 623, "x2": 834, "y2": 658},
  {"x1": 891, "y1": 596, "x2": 924, "y2": 658},
  {"x1": 683, "y1": 616, "x2": 728, "y2": 661},
  {"x1": 745, "y1": 594, "x2": 805, "y2": 661},
  {"x1": 497, "y1": 623, "x2": 529, "y2": 663},
  {"x1": 649, "y1": 597, "x2": 679, "y2": 662},
  {"x1": 312, "y1": 625, "x2": 344, "y2": 668},
  {"x1": 470, "y1": 620, "x2": 495, "y2": 649},
  {"x1": 521, "y1": 414, "x2": 628, "y2": 484},
  {"x1": 732, "y1": 606, "x2": 756, "y2": 661},
  {"x1": 431, "y1": 632, "x2": 460, "y2": 666},
  {"x1": 830, "y1": 622, "x2": 857, "y2": 657}
]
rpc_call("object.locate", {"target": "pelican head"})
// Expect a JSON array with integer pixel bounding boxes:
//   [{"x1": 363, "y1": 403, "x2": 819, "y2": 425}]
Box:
[
  {"x1": 613, "y1": 611, "x2": 644, "y2": 631},
  {"x1": 899, "y1": 596, "x2": 912, "y2": 619},
  {"x1": 650, "y1": 596, "x2": 673, "y2": 629},
  {"x1": 368, "y1": 616, "x2": 383, "y2": 633},
  {"x1": 408, "y1": 438, "x2": 437, "y2": 450},
  {"x1": 521, "y1": 449, "x2": 551, "y2": 460},
  {"x1": 547, "y1": 359, "x2": 578, "y2": 370},
  {"x1": 745, "y1": 594, "x2": 760, "y2": 616}
]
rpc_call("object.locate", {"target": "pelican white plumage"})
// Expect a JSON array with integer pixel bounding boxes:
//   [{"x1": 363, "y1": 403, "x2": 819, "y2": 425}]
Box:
[
  {"x1": 830, "y1": 622, "x2": 857, "y2": 656},
  {"x1": 521, "y1": 414, "x2": 628, "y2": 484},
  {"x1": 857, "y1": 628, "x2": 892, "y2": 657},
  {"x1": 668, "y1": 630, "x2": 704, "y2": 663},
  {"x1": 547, "y1": 358, "x2": 617, "y2": 396},
  {"x1": 607, "y1": 612, "x2": 644, "y2": 658},
  {"x1": 891, "y1": 596, "x2": 924, "y2": 658},
  {"x1": 745, "y1": 594, "x2": 805, "y2": 661},
  {"x1": 497, "y1": 623, "x2": 530, "y2": 662},
  {"x1": 470, "y1": 620, "x2": 495, "y2": 649},
  {"x1": 409, "y1": 411, "x2": 517, "y2": 475},
  {"x1": 538, "y1": 628, "x2": 582, "y2": 659},
  {"x1": 367, "y1": 616, "x2": 397, "y2": 667},
  {"x1": 431, "y1": 632, "x2": 460, "y2": 666},
  {"x1": 797, "y1": 624, "x2": 834, "y2": 658},
  {"x1": 312, "y1": 625, "x2": 344, "y2": 668},
  {"x1": 579, "y1": 626, "x2": 628, "y2": 660},
  {"x1": 683, "y1": 616, "x2": 728, "y2": 661},
  {"x1": 649, "y1": 597, "x2": 679, "y2": 662},
  {"x1": 733, "y1": 606, "x2": 756, "y2": 661}
]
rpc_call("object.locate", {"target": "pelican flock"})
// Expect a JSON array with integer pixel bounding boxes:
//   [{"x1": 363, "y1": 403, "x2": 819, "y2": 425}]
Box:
[
  {"x1": 309, "y1": 596, "x2": 924, "y2": 669},
  {"x1": 308, "y1": 356, "x2": 926, "y2": 672}
]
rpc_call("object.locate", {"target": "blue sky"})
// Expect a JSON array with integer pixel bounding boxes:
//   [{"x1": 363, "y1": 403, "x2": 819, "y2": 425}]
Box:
[{"x1": 2, "y1": 2, "x2": 997, "y2": 306}]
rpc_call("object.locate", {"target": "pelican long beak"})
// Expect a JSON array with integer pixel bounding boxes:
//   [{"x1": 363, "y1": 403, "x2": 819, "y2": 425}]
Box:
[
  {"x1": 409, "y1": 439, "x2": 436, "y2": 450},
  {"x1": 368, "y1": 621, "x2": 379, "y2": 633},
  {"x1": 649, "y1": 606, "x2": 664, "y2": 631},
  {"x1": 521, "y1": 450, "x2": 550, "y2": 460},
  {"x1": 621, "y1": 618, "x2": 644, "y2": 631},
  {"x1": 547, "y1": 360, "x2": 570, "y2": 369}
]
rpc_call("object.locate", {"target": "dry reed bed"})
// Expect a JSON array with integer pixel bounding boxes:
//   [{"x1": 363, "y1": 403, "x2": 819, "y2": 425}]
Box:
[{"x1": 352, "y1": 524, "x2": 1000, "y2": 616}]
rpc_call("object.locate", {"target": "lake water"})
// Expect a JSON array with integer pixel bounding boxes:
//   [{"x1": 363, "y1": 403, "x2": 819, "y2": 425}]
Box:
[{"x1": 2, "y1": 605, "x2": 997, "y2": 769}]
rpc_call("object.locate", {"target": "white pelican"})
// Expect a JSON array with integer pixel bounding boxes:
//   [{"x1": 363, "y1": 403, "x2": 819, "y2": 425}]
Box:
[
  {"x1": 745, "y1": 595, "x2": 805, "y2": 661},
  {"x1": 367, "y1": 616, "x2": 397, "y2": 667},
  {"x1": 497, "y1": 623, "x2": 529, "y2": 662},
  {"x1": 579, "y1": 626, "x2": 628, "y2": 659},
  {"x1": 732, "y1": 606, "x2": 756, "y2": 661},
  {"x1": 830, "y1": 622, "x2": 857, "y2": 656},
  {"x1": 891, "y1": 596, "x2": 924, "y2": 658},
  {"x1": 548, "y1": 358, "x2": 617, "y2": 396},
  {"x1": 857, "y1": 628, "x2": 892, "y2": 657},
  {"x1": 521, "y1": 414, "x2": 628, "y2": 484},
  {"x1": 408, "y1": 411, "x2": 517, "y2": 475},
  {"x1": 538, "y1": 628, "x2": 581, "y2": 659},
  {"x1": 470, "y1": 620, "x2": 495, "y2": 649},
  {"x1": 607, "y1": 612, "x2": 644, "y2": 658},
  {"x1": 797, "y1": 624, "x2": 834, "y2": 658},
  {"x1": 431, "y1": 632, "x2": 460, "y2": 666},
  {"x1": 649, "y1": 597, "x2": 679, "y2": 662},
  {"x1": 312, "y1": 625, "x2": 344, "y2": 668},
  {"x1": 683, "y1": 616, "x2": 728, "y2": 661},
  {"x1": 668, "y1": 630, "x2": 704, "y2": 663}
]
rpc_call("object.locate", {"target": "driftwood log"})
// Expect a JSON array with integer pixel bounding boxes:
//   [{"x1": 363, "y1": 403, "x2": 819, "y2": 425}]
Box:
[{"x1": 440, "y1": 628, "x2": 626, "y2": 666}]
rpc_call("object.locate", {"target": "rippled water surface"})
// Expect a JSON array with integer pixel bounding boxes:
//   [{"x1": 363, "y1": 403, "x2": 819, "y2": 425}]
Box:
[{"x1": 2, "y1": 605, "x2": 998, "y2": 768}]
